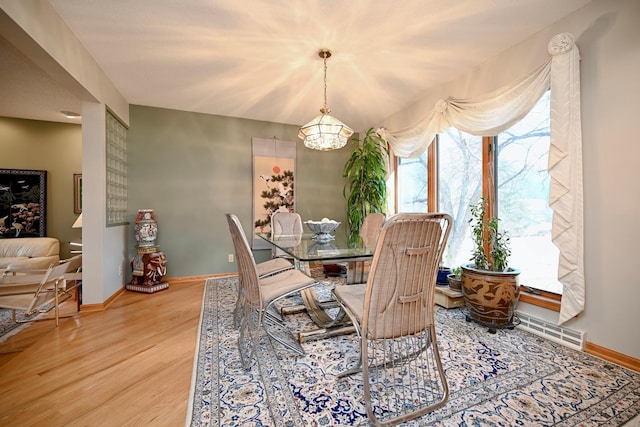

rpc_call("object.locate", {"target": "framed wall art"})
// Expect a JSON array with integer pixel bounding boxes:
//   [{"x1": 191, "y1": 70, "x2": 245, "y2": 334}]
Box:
[
  {"x1": 73, "y1": 173, "x2": 82, "y2": 213},
  {"x1": 0, "y1": 169, "x2": 47, "y2": 238},
  {"x1": 252, "y1": 137, "x2": 296, "y2": 249}
]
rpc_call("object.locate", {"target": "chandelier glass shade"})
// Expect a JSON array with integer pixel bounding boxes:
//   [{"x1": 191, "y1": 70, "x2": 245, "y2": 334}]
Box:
[{"x1": 298, "y1": 49, "x2": 353, "y2": 151}]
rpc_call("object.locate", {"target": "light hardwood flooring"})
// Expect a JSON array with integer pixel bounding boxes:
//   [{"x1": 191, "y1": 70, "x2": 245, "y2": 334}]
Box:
[{"x1": 0, "y1": 279, "x2": 205, "y2": 426}]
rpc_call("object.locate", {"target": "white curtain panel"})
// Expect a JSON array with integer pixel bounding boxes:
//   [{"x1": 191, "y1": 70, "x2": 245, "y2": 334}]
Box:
[{"x1": 378, "y1": 33, "x2": 584, "y2": 324}]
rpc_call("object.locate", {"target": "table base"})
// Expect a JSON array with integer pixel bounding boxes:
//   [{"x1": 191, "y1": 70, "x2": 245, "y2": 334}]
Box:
[{"x1": 298, "y1": 324, "x2": 356, "y2": 342}]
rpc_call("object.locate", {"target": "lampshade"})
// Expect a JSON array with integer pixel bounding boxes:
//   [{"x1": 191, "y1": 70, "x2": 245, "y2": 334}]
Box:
[
  {"x1": 72, "y1": 213, "x2": 83, "y2": 228},
  {"x1": 298, "y1": 111, "x2": 353, "y2": 151},
  {"x1": 299, "y1": 49, "x2": 353, "y2": 151}
]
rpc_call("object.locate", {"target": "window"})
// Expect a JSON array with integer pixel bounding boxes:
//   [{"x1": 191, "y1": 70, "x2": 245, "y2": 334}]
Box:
[
  {"x1": 437, "y1": 129, "x2": 482, "y2": 268},
  {"x1": 496, "y1": 91, "x2": 561, "y2": 294},
  {"x1": 397, "y1": 152, "x2": 428, "y2": 213},
  {"x1": 395, "y1": 90, "x2": 561, "y2": 295}
]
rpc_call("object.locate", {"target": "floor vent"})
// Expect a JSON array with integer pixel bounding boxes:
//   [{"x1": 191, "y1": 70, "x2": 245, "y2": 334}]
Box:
[{"x1": 516, "y1": 311, "x2": 585, "y2": 351}]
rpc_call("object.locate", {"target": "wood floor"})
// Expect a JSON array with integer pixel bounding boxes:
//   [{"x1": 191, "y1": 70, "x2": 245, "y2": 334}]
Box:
[{"x1": 0, "y1": 279, "x2": 206, "y2": 426}]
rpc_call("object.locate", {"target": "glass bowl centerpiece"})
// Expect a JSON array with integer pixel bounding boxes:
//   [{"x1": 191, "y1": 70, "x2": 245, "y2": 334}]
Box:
[{"x1": 304, "y1": 218, "x2": 340, "y2": 242}]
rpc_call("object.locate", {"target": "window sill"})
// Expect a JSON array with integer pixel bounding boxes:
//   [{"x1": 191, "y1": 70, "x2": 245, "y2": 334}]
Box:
[{"x1": 519, "y1": 286, "x2": 561, "y2": 312}]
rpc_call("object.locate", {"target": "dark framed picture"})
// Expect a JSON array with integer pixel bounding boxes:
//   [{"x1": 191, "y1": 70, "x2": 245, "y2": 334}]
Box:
[
  {"x1": 74, "y1": 173, "x2": 82, "y2": 213},
  {"x1": 0, "y1": 169, "x2": 47, "y2": 238}
]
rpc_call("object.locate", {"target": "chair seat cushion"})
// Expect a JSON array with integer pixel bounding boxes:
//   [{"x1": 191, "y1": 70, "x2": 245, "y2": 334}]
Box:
[
  {"x1": 260, "y1": 269, "x2": 315, "y2": 303},
  {"x1": 333, "y1": 284, "x2": 366, "y2": 323},
  {"x1": 257, "y1": 258, "x2": 293, "y2": 277}
]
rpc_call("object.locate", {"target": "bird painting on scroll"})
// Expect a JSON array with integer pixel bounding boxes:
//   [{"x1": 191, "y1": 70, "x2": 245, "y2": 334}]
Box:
[{"x1": 253, "y1": 155, "x2": 295, "y2": 236}]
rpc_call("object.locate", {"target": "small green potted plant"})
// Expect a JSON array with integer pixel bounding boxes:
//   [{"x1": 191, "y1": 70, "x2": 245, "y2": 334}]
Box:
[
  {"x1": 461, "y1": 198, "x2": 520, "y2": 330},
  {"x1": 447, "y1": 266, "x2": 462, "y2": 291}
]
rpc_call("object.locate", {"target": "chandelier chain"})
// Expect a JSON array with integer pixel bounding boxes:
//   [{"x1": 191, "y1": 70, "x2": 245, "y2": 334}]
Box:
[{"x1": 323, "y1": 52, "x2": 328, "y2": 111}]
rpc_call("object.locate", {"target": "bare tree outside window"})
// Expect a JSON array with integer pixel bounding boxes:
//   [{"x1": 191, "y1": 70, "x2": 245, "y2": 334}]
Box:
[
  {"x1": 397, "y1": 153, "x2": 428, "y2": 213},
  {"x1": 438, "y1": 130, "x2": 483, "y2": 268},
  {"x1": 497, "y1": 91, "x2": 561, "y2": 293}
]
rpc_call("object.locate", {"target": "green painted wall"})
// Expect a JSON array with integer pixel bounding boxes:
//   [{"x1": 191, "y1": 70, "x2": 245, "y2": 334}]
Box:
[
  {"x1": 127, "y1": 105, "x2": 353, "y2": 277},
  {"x1": 0, "y1": 117, "x2": 82, "y2": 258}
]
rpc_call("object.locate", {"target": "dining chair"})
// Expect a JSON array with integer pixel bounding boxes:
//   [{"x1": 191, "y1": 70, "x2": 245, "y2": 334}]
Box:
[
  {"x1": 225, "y1": 213, "x2": 317, "y2": 369},
  {"x1": 270, "y1": 211, "x2": 303, "y2": 260},
  {"x1": 333, "y1": 213, "x2": 452, "y2": 426},
  {"x1": 346, "y1": 212, "x2": 386, "y2": 284},
  {"x1": 226, "y1": 214, "x2": 295, "y2": 327},
  {"x1": 0, "y1": 255, "x2": 83, "y2": 326}
]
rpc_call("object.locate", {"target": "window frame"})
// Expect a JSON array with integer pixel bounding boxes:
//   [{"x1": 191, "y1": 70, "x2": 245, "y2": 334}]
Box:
[{"x1": 392, "y1": 134, "x2": 561, "y2": 312}]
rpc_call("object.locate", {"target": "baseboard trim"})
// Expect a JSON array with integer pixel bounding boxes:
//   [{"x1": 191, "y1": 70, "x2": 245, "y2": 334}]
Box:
[
  {"x1": 79, "y1": 286, "x2": 126, "y2": 312},
  {"x1": 584, "y1": 341, "x2": 640, "y2": 373}
]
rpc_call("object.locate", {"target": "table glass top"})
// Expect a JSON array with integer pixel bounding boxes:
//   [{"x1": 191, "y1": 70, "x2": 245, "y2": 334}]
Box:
[{"x1": 256, "y1": 230, "x2": 375, "y2": 262}]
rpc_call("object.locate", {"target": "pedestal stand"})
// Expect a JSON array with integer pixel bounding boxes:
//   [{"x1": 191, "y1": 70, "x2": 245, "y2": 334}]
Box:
[
  {"x1": 434, "y1": 285, "x2": 465, "y2": 309},
  {"x1": 125, "y1": 245, "x2": 169, "y2": 293}
]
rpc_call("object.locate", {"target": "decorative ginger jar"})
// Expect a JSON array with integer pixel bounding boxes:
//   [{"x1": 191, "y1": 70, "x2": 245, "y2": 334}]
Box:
[
  {"x1": 461, "y1": 263, "x2": 520, "y2": 327},
  {"x1": 134, "y1": 209, "x2": 158, "y2": 247}
]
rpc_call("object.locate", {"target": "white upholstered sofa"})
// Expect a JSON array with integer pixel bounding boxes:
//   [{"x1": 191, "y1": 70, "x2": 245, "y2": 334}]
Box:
[{"x1": 0, "y1": 237, "x2": 60, "y2": 271}]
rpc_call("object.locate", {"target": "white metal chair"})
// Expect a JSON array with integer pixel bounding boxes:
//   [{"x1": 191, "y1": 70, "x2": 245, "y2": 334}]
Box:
[
  {"x1": 226, "y1": 214, "x2": 317, "y2": 369},
  {"x1": 226, "y1": 214, "x2": 294, "y2": 327},
  {"x1": 0, "y1": 255, "x2": 83, "y2": 326},
  {"x1": 333, "y1": 213, "x2": 452, "y2": 426},
  {"x1": 270, "y1": 211, "x2": 303, "y2": 260}
]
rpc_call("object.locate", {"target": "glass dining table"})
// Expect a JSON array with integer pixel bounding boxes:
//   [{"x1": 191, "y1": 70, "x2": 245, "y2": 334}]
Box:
[{"x1": 256, "y1": 229, "x2": 376, "y2": 341}]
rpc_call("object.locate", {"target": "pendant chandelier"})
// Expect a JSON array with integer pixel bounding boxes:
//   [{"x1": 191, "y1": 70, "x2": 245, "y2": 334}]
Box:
[{"x1": 298, "y1": 49, "x2": 353, "y2": 151}]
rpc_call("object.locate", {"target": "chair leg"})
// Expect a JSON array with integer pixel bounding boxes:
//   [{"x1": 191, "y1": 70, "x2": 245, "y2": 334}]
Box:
[
  {"x1": 336, "y1": 335, "x2": 364, "y2": 378},
  {"x1": 263, "y1": 315, "x2": 305, "y2": 356},
  {"x1": 264, "y1": 305, "x2": 283, "y2": 323},
  {"x1": 336, "y1": 328, "x2": 434, "y2": 379},
  {"x1": 55, "y1": 282, "x2": 60, "y2": 326},
  {"x1": 233, "y1": 285, "x2": 244, "y2": 328},
  {"x1": 15, "y1": 288, "x2": 77, "y2": 325},
  {"x1": 362, "y1": 327, "x2": 448, "y2": 425},
  {"x1": 238, "y1": 307, "x2": 260, "y2": 370}
]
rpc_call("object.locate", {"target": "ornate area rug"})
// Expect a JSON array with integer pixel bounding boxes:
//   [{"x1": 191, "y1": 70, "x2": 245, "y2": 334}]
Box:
[
  {"x1": 0, "y1": 309, "x2": 33, "y2": 343},
  {"x1": 186, "y1": 276, "x2": 640, "y2": 426}
]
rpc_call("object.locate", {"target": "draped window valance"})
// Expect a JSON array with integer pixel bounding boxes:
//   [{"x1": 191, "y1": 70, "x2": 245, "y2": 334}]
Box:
[{"x1": 378, "y1": 33, "x2": 584, "y2": 324}]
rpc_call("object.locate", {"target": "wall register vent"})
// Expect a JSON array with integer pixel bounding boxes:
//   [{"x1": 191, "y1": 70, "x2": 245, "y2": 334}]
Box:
[{"x1": 517, "y1": 311, "x2": 585, "y2": 351}]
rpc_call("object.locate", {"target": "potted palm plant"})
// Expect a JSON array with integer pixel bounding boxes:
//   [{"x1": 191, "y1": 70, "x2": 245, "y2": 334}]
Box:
[
  {"x1": 461, "y1": 198, "x2": 520, "y2": 331},
  {"x1": 343, "y1": 128, "x2": 389, "y2": 240}
]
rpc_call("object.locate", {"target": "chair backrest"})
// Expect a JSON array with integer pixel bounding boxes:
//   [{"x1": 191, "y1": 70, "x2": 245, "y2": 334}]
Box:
[
  {"x1": 362, "y1": 213, "x2": 452, "y2": 340},
  {"x1": 62, "y1": 255, "x2": 83, "y2": 283},
  {"x1": 64, "y1": 255, "x2": 83, "y2": 273},
  {"x1": 225, "y1": 214, "x2": 262, "y2": 308},
  {"x1": 359, "y1": 212, "x2": 386, "y2": 247},
  {"x1": 26, "y1": 260, "x2": 72, "y2": 313},
  {"x1": 270, "y1": 212, "x2": 302, "y2": 258}
]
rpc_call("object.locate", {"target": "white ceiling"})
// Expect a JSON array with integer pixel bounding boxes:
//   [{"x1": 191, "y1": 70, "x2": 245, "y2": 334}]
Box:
[{"x1": 1, "y1": 0, "x2": 592, "y2": 130}]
